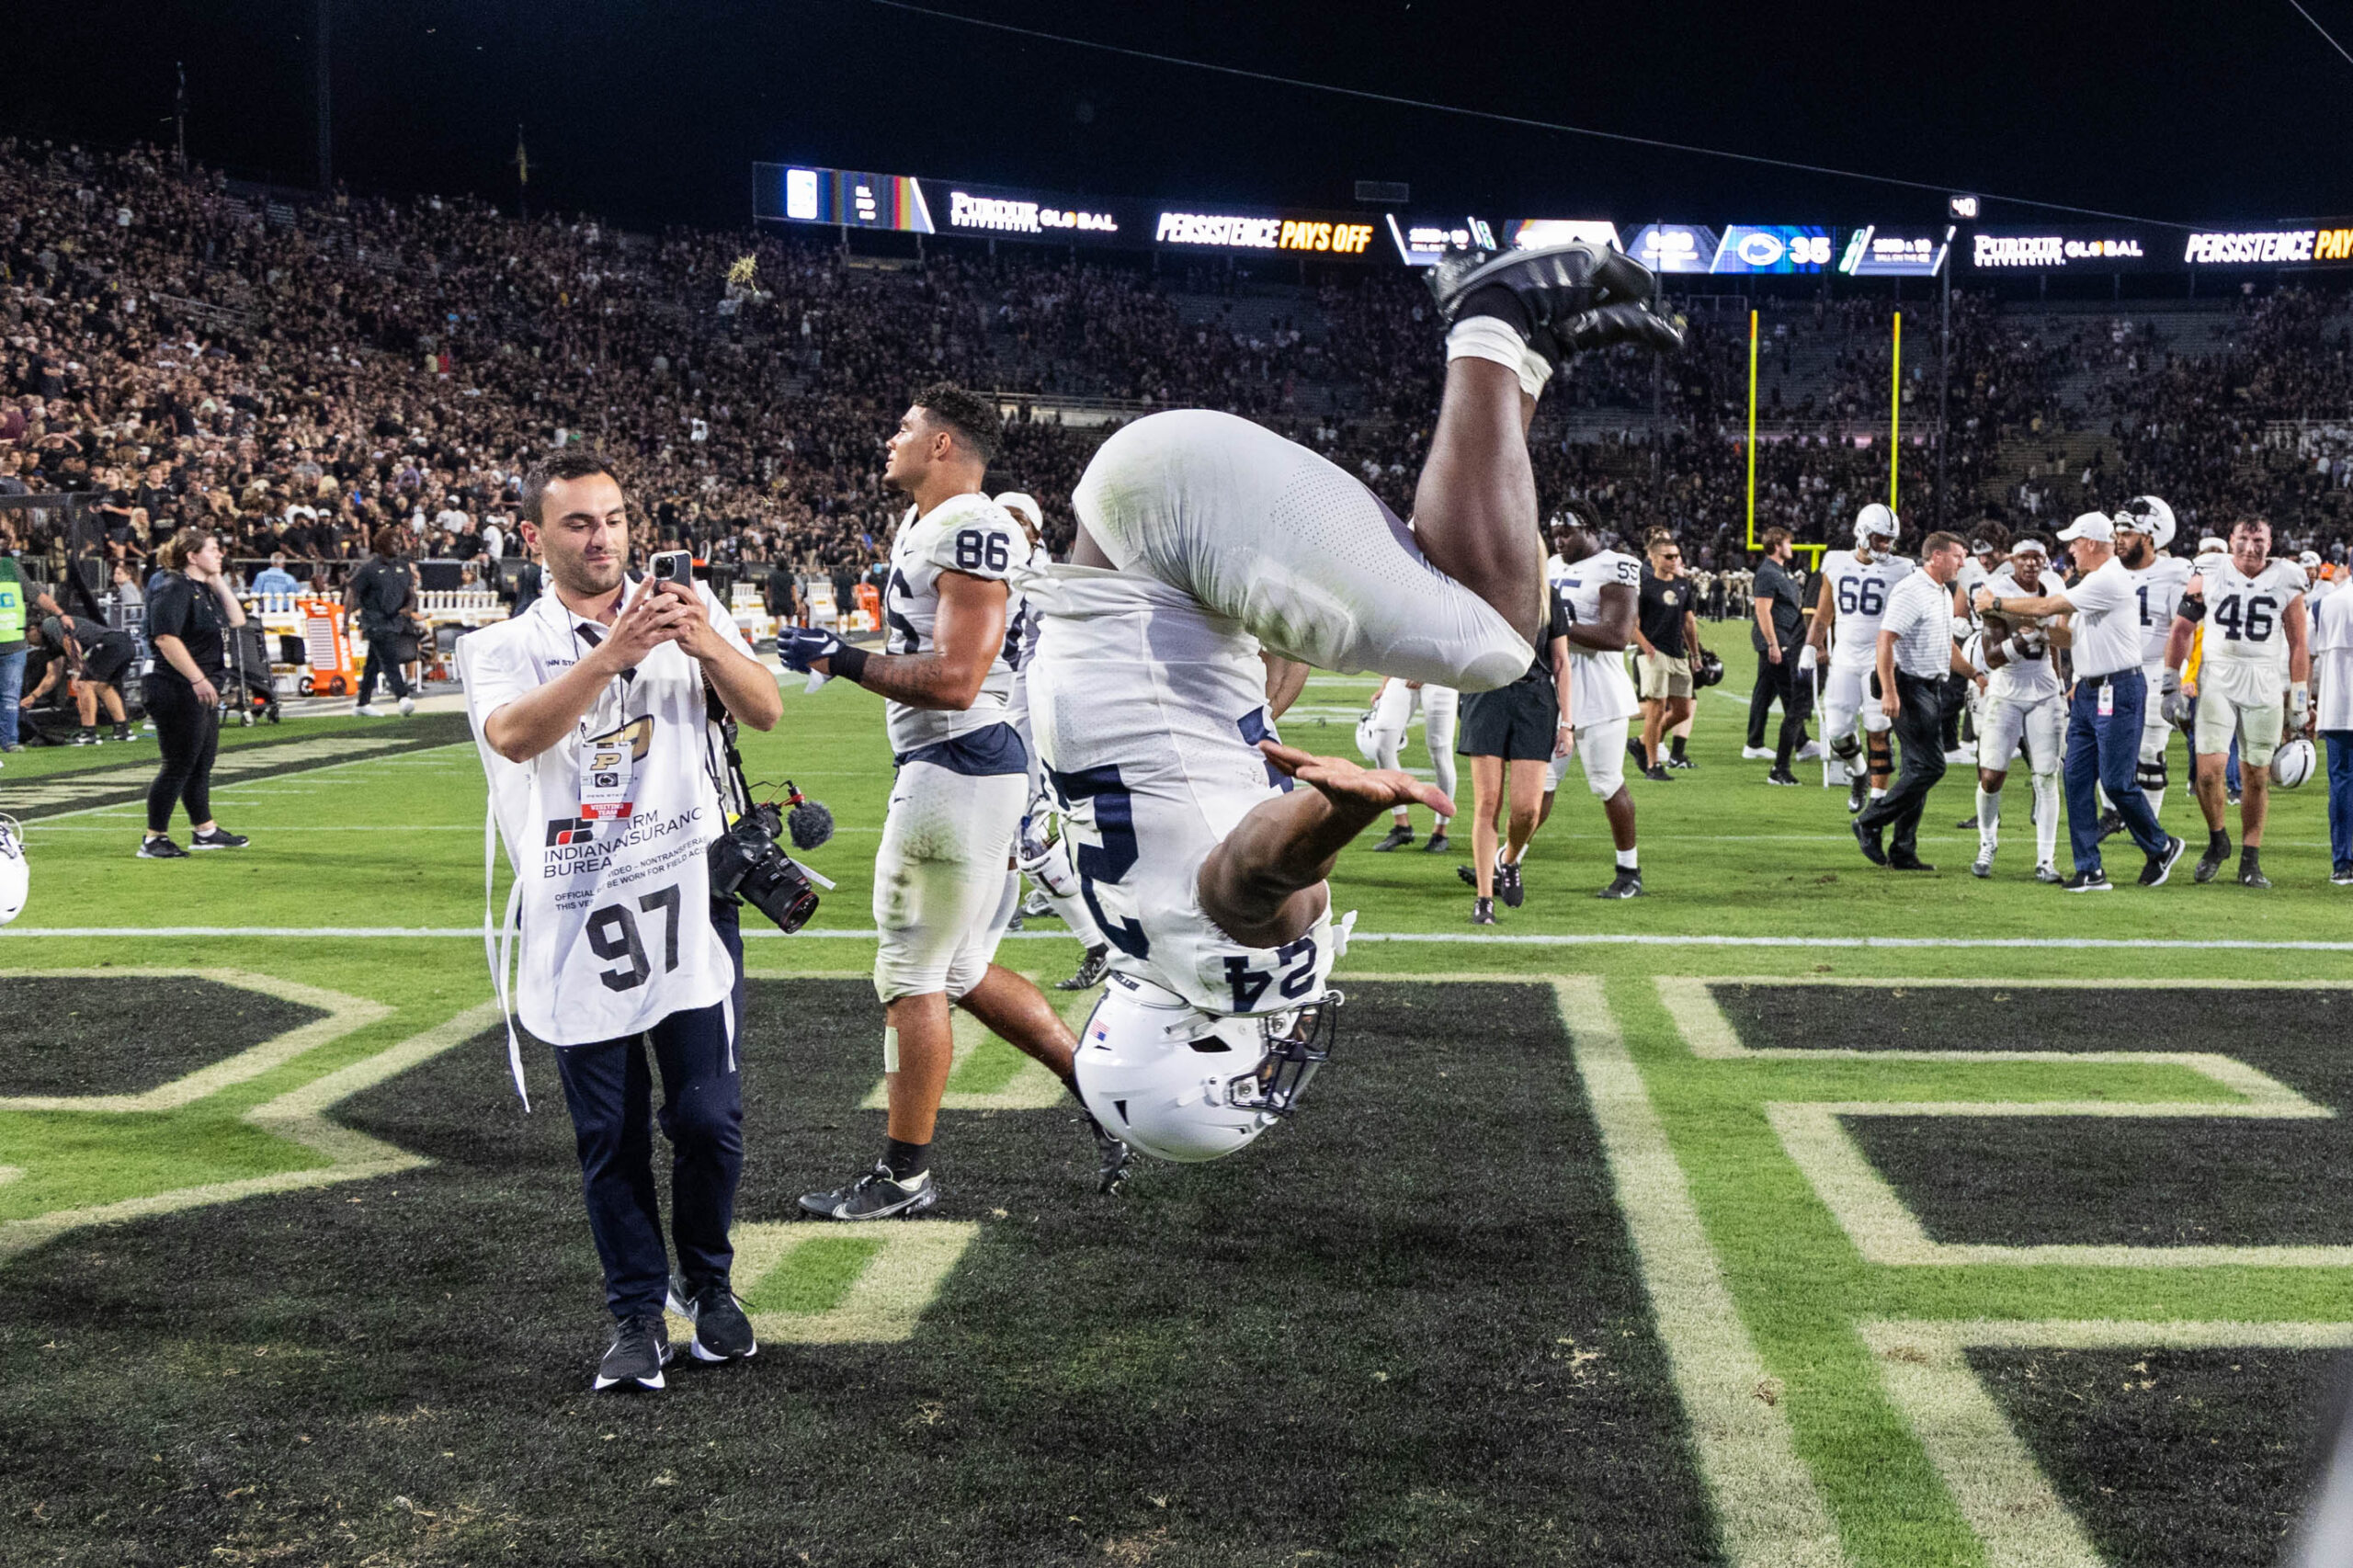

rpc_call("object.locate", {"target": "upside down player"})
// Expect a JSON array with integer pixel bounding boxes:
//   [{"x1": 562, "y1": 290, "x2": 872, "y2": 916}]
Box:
[{"x1": 1018, "y1": 242, "x2": 1682, "y2": 1163}]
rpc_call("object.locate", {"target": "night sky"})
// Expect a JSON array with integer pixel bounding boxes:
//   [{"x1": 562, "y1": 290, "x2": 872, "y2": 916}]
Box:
[{"x1": 6, "y1": 0, "x2": 2349, "y2": 235}]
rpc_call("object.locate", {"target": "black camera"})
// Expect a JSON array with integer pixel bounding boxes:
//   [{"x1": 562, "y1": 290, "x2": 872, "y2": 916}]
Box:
[{"x1": 708, "y1": 801, "x2": 821, "y2": 933}]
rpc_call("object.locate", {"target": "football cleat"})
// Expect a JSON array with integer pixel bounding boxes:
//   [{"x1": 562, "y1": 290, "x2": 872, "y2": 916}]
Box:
[
  {"x1": 1888, "y1": 856, "x2": 1935, "y2": 872},
  {"x1": 1422, "y1": 831, "x2": 1451, "y2": 854},
  {"x1": 1847, "y1": 776, "x2": 1869, "y2": 815},
  {"x1": 1470, "y1": 896, "x2": 1496, "y2": 926},
  {"x1": 2194, "y1": 835, "x2": 2230, "y2": 884},
  {"x1": 1643, "y1": 765, "x2": 1675, "y2": 783},
  {"x1": 1426, "y1": 241, "x2": 1663, "y2": 337},
  {"x1": 1971, "y1": 849, "x2": 1995, "y2": 879},
  {"x1": 2138, "y1": 835, "x2": 2186, "y2": 888},
  {"x1": 1852, "y1": 819, "x2": 1888, "y2": 867},
  {"x1": 665, "y1": 1276, "x2": 756, "y2": 1363},
  {"x1": 2239, "y1": 853, "x2": 2271, "y2": 890},
  {"x1": 1370, "y1": 824, "x2": 1415, "y2": 852},
  {"x1": 2034, "y1": 863, "x2": 2063, "y2": 884},
  {"x1": 1020, "y1": 888, "x2": 1054, "y2": 919},
  {"x1": 1665, "y1": 755, "x2": 1697, "y2": 770},
  {"x1": 593, "y1": 1313, "x2": 672, "y2": 1392},
  {"x1": 1597, "y1": 869, "x2": 1643, "y2": 900},
  {"x1": 1456, "y1": 864, "x2": 1482, "y2": 890},
  {"x1": 1055, "y1": 945, "x2": 1111, "y2": 992},
  {"x1": 1082, "y1": 1109, "x2": 1132, "y2": 1196},
  {"x1": 798, "y1": 1163, "x2": 938, "y2": 1221},
  {"x1": 1496, "y1": 858, "x2": 1525, "y2": 908},
  {"x1": 1765, "y1": 768, "x2": 1801, "y2": 786},
  {"x1": 2095, "y1": 808, "x2": 2125, "y2": 841}
]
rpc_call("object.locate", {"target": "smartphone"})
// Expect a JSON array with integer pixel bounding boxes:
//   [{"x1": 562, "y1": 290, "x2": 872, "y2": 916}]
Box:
[{"x1": 649, "y1": 551, "x2": 693, "y2": 586}]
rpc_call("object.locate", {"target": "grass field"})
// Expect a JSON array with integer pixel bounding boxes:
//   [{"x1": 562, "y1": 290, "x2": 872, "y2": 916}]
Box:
[{"x1": 3, "y1": 656, "x2": 2350, "y2": 1566}]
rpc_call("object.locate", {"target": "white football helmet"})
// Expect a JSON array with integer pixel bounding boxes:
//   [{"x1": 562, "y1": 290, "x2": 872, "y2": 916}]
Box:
[
  {"x1": 2272, "y1": 736, "x2": 2316, "y2": 791},
  {"x1": 1854, "y1": 503, "x2": 1899, "y2": 552},
  {"x1": 2114, "y1": 494, "x2": 2177, "y2": 552},
  {"x1": 1075, "y1": 970, "x2": 1339, "y2": 1164},
  {"x1": 0, "y1": 815, "x2": 25, "y2": 926}
]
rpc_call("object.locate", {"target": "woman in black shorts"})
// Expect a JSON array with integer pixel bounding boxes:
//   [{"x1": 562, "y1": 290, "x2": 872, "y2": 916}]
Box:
[
  {"x1": 140, "y1": 527, "x2": 251, "y2": 858},
  {"x1": 1453, "y1": 579, "x2": 1572, "y2": 923}
]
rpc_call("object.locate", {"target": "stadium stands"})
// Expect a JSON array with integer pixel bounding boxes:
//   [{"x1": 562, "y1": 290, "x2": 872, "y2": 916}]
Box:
[{"x1": 6, "y1": 136, "x2": 2351, "y2": 606}]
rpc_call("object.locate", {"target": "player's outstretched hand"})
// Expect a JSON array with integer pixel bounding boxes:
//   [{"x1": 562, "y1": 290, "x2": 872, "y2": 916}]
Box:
[{"x1": 1258, "y1": 740, "x2": 1457, "y2": 819}]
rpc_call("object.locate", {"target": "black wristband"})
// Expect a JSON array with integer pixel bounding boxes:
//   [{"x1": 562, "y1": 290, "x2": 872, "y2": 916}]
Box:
[{"x1": 828, "y1": 640, "x2": 870, "y2": 685}]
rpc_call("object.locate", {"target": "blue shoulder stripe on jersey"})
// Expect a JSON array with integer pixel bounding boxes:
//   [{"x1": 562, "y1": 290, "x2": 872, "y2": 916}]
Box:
[{"x1": 895, "y1": 722, "x2": 1031, "y2": 777}]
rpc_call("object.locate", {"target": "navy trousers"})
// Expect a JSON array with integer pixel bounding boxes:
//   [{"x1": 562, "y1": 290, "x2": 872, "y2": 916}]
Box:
[
  {"x1": 2065, "y1": 669, "x2": 2168, "y2": 873},
  {"x1": 2328, "y1": 732, "x2": 2353, "y2": 872},
  {"x1": 551, "y1": 901, "x2": 746, "y2": 1321}
]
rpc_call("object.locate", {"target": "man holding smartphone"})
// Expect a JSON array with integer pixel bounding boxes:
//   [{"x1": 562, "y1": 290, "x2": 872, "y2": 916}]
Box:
[{"x1": 459, "y1": 451, "x2": 783, "y2": 1392}]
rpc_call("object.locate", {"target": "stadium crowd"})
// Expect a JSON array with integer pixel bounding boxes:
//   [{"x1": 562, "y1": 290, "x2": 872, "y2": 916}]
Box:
[{"x1": 4, "y1": 135, "x2": 2353, "y2": 615}]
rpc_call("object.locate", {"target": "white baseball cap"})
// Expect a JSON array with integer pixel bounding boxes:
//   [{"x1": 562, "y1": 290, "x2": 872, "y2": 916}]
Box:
[
  {"x1": 994, "y1": 491, "x2": 1043, "y2": 531},
  {"x1": 2300, "y1": 550, "x2": 2323, "y2": 568},
  {"x1": 2056, "y1": 512, "x2": 2113, "y2": 543}
]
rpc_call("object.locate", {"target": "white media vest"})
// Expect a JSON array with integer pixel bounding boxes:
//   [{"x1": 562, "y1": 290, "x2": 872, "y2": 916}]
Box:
[{"x1": 459, "y1": 583, "x2": 755, "y2": 1095}]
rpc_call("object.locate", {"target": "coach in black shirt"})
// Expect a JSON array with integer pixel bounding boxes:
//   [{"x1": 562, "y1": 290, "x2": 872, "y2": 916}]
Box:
[
  {"x1": 141, "y1": 528, "x2": 250, "y2": 858},
  {"x1": 347, "y1": 527, "x2": 418, "y2": 717},
  {"x1": 1747, "y1": 528, "x2": 1813, "y2": 783}
]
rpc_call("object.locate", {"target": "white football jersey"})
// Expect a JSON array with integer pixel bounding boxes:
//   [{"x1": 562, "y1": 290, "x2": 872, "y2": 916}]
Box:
[
  {"x1": 1821, "y1": 549, "x2": 1915, "y2": 665},
  {"x1": 2198, "y1": 558, "x2": 2305, "y2": 691},
  {"x1": 882, "y1": 494, "x2": 1024, "y2": 756},
  {"x1": 1553, "y1": 548, "x2": 1642, "y2": 725},
  {"x1": 1984, "y1": 567, "x2": 2069, "y2": 704},
  {"x1": 1022, "y1": 564, "x2": 1338, "y2": 1019},
  {"x1": 2129, "y1": 553, "x2": 2193, "y2": 668}
]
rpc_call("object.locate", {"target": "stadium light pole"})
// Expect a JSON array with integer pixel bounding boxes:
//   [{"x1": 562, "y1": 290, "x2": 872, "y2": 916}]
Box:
[{"x1": 1938, "y1": 239, "x2": 1950, "y2": 531}]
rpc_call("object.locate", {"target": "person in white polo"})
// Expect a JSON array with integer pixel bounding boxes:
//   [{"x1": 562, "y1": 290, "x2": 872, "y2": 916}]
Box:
[{"x1": 1975, "y1": 511, "x2": 2187, "y2": 892}]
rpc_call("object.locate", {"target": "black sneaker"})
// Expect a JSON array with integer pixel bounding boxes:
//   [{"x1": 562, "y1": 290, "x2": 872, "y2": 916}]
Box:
[
  {"x1": 2194, "y1": 834, "x2": 2230, "y2": 884},
  {"x1": 2239, "y1": 852, "x2": 2272, "y2": 890},
  {"x1": 1496, "y1": 858, "x2": 1524, "y2": 908},
  {"x1": 665, "y1": 1276, "x2": 756, "y2": 1363},
  {"x1": 110, "y1": 723, "x2": 132, "y2": 743},
  {"x1": 1888, "y1": 856, "x2": 1935, "y2": 872},
  {"x1": 1954, "y1": 815, "x2": 1980, "y2": 831},
  {"x1": 2334, "y1": 862, "x2": 2353, "y2": 886},
  {"x1": 1643, "y1": 765, "x2": 1675, "y2": 782},
  {"x1": 1597, "y1": 869, "x2": 1643, "y2": 899},
  {"x1": 1082, "y1": 1109, "x2": 1132, "y2": 1196},
  {"x1": 1470, "y1": 896, "x2": 1496, "y2": 926},
  {"x1": 72, "y1": 729, "x2": 97, "y2": 745},
  {"x1": 2096, "y1": 808, "x2": 2125, "y2": 842},
  {"x1": 1422, "y1": 831, "x2": 1451, "y2": 854},
  {"x1": 2139, "y1": 835, "x2": 2186, "y2": 888},
  {"x1": 1456, "y1": 864, "x2": 1482, "y2": 890},
  {"x1": 138, "y1": 835, "x2": 188, "y2": 859},
  {"x1": 1054, "y1": 945, "x2": 1110, "y2": 992},
  {"x1": 1852, "y1": 819, "x2": 1887, "y2": 867},
  {"x1": 188, "y1": 826, "x2": 250, "y2": 850},
  {"x1": 1665, "y1": 755, "x2": 1697, "y2": 770},
  {"x1": 2226, "y1": 790, "x2": 2242, "y2": 807},
  {"x1": 1765, "y1": 768, "x2": 1801, "y2": 786},
  {"x1": 2062, "y1": 867, "x2": 2113, "y2": 892},
  {"x1": 1370, "y1": 824, "x2": 1415, "y2": 852},
  {"x1": 593, "y1": 1312, "x2": 673, "y2": 1392},
  {"x1": 1426, "y1": 241, "x2": 1667, "y2": 345},
  {"x1": 1847, "y1": 775, "x2": 1869, "y2": 815},
  {"x1": 799, "y1": 1162, "x2": 938, "y2": 1221}
]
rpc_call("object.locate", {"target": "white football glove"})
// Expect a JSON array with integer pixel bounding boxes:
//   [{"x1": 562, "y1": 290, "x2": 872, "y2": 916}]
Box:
[{"x1": 1797, "y1": 644, "x2": 1818, "y2": 675}]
